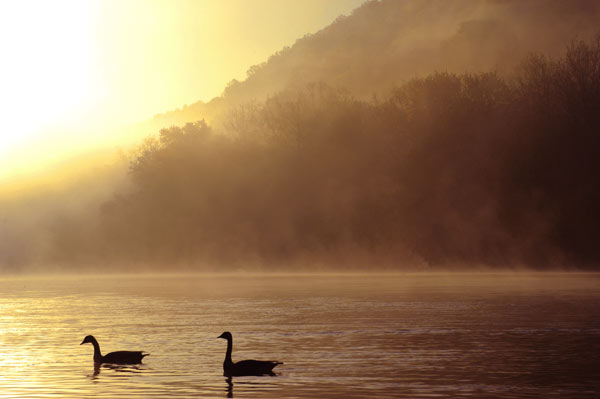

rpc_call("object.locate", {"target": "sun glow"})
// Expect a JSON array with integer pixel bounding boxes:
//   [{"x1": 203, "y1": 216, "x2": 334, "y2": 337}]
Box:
[
  {"x1": 0, "y1": 0, "x2": 364, "y2": 184},
  {"x1": 0, "y1": 1, "x2": 102, "y2": 177}
]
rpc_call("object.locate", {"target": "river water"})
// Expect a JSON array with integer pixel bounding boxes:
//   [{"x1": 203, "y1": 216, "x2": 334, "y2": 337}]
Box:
[{"x1": 0, "y1": 272, "x2": 598, "y2": 398}]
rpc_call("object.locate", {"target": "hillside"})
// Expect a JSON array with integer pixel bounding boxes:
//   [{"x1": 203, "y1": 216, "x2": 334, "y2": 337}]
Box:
[
  {"x1": 150, "y1": 0, "x2": 600, "y2": 129},
  {"x1": 3, "y1": 1, "x2": 600, "y2": 272},
  {"x1": 42, "y1": 38, "x2": 600, "y2": 269}
]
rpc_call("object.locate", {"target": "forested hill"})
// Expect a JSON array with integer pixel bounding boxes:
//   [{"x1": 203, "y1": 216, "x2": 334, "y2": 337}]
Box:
[
  {"x1": 151, "y1": 0, "x2": 600, "y2": 128},
  {"x1": 47, "y1": 38, "x2": 600, "y2": 270},
  {"x1": 2, "y1": 2, "x2": 600, "y2": 272}
]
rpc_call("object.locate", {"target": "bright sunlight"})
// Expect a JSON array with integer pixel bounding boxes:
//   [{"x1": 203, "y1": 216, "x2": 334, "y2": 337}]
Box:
[
  {"x1": 0, "y1": 1, "x2": 97, "y2": 172},
  {"x1": 0, "y1": 0, "x2": 363, "y2": 184}
]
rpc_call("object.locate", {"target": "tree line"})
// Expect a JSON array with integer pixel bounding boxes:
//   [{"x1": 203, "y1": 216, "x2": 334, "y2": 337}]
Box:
[{"x1": 47, "y1": 38, "x2": 600, "y2": 270}]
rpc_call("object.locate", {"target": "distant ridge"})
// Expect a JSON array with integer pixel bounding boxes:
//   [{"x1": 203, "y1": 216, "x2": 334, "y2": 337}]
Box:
[{"x1": 149, "y1": 0, "x2": 600, "y2": 129}]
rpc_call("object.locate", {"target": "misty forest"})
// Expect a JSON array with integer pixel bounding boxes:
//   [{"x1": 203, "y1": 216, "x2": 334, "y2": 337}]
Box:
[
  {"x1": 3, "y1": 2, "x2": 600, "y2": 399},
  {"x1": 2, "y1": 0, "x2": 600, "y2": 271}
]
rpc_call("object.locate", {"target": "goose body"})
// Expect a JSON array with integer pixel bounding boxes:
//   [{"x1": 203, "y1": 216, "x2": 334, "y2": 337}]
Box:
[
  {"x1": 80, "y1": 335, "x2": 148, "y2": 364},
  {"x1": 218, "y1": 331, "x2": 282, "y2": 376}
]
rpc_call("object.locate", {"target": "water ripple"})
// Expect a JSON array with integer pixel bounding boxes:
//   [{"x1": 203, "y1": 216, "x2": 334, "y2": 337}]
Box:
[{"x1": 0, "y1": 273, "x2": 598, "y2": 398}]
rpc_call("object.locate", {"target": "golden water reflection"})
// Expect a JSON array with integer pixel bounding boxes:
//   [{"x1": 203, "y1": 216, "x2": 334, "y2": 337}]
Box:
[{"x1": 0, "y1": 273, "x2": 598, "y2": 398}]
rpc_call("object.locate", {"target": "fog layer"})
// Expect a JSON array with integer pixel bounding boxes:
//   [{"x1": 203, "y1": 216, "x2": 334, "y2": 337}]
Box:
[
  {"x1": 9, "y1": 39, "x2": 597, "y2": 270},
  {"x1": 2, "y1": 0, "x2": 600, "y2": 271}
]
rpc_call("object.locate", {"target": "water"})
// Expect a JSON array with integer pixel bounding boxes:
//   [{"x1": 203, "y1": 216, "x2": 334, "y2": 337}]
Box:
[{"x1": 0, "y1": 272, "x2": 598, "y2": 398}]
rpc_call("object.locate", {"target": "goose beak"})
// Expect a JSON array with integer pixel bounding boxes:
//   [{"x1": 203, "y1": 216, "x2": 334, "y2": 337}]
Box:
[{"x1": 80, "y1": 340, "x2": 86, "y2": 345}]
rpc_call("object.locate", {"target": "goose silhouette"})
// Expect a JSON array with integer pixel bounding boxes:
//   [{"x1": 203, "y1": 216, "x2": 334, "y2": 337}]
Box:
[
  {"x1": 217, "y1": 331, "x2": 282, "y2": 376},
  {"x1": 80, "y1": 335, "x2": 149, "y2": 364}
]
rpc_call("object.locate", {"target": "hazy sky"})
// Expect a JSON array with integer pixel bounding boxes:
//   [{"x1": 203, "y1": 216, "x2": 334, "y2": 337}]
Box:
[{"x1": 0, "y1": 0, "x2": 363, "y2": 181}]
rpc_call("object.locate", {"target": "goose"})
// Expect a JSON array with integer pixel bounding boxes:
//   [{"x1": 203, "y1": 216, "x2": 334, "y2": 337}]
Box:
[
  {"x1": 217, "y1": 331, "x2": 282, "y2": 376},
  {"x1": 80, "y1": 335, "x2": 149, "y2": 364}
]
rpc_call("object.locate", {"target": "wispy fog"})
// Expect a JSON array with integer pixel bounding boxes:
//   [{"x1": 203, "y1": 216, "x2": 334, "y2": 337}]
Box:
[{"x1": 2, "y1": 0, "x2": 600, "y2": 272}]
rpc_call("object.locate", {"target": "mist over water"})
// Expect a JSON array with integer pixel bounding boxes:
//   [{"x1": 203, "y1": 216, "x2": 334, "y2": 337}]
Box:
[
  {"x1": 0, "y1": 273, "x2": 598, "y2": 398},
  {"x1": 2, "y1": 2, "x2": 600, "y2": 398}
]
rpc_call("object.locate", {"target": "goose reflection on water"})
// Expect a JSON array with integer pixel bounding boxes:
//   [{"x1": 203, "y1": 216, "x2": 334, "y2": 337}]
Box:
[
  {"x1": 217, "y1": 331, "x2": 283, "y2": 398},
  {"x1": 226, "y1": 377, "x2": 233, "y2": 398},
  {"x1": 87, "y1": 363, "x2": 147, "y2": 381},
  {"x1": 224, "y1": 376, "x2": 281, "y2": 398}
]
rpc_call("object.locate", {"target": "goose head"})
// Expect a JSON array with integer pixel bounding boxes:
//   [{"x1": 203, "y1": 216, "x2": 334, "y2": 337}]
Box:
[
  {"x1": 80, "y1": 335, "x2": 96, "y2": 345},
  {"x1": 218, "y1": 331, "x2": 232, "y2": 340}
]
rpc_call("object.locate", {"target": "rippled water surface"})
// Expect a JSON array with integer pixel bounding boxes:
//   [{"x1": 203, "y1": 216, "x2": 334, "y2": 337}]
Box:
[{"x1": 0, "y1": 272, "x2": 599, "y2": 398}]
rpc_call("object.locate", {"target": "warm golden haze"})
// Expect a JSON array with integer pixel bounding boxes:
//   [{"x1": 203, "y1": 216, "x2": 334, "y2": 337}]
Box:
[
  {"x1": 0, "y1": 0, "x2": 362, "y2": 181},
  {"x1": 1, "y1": 0, "x2": 600, "y2": 272},
  {"x1": 0, "y1": 1, "x2": 97, "y2": 178},
  {"x1": 2, "y1": 3, "x2": 599, "y2": 398}
]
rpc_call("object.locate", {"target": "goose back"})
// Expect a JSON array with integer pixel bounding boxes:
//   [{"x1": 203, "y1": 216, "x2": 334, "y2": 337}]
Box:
[{"x1": 102, "y1": 350, "x2": 149, "y2": 364}]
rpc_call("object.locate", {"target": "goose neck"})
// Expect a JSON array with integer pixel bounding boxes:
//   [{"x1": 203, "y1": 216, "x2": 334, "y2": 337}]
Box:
[
  {"x1": 224, "y1": 336, "x2": 233, "y2": 365},
  {"x1": 91, "y1": 339, "x2": 103, "y2": 362}
]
